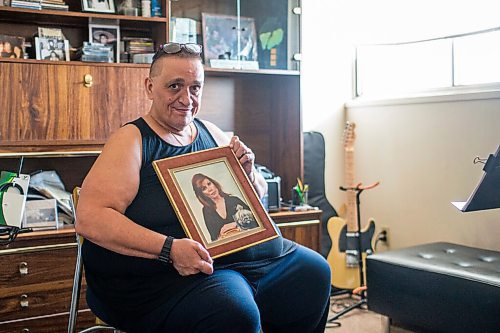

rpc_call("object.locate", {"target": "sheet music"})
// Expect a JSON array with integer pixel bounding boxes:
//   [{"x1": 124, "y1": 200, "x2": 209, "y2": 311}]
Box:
[
  {"x1": 451, "y1": 201, "x2": 466, "y2": 211},
  {"x1": 451, "y1": 145, "x2": 500, "y2": 212}
]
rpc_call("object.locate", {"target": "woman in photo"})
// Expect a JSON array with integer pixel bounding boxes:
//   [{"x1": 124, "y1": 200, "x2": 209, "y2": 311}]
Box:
[
  {"x1": 92, "y1": 30, "x2": 115, "y2": 45},
  {"x1": 1, "y1": 41, "x2": 12, "y2": 57},
  {"x1": 45, "y1": 51, "x2": 59, "y2": 61},
  {"x1": 192, "y1": 173, "x2": 258, "y2": 241}
]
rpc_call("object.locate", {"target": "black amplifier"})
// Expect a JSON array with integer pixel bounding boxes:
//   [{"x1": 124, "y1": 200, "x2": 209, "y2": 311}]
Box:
[{"x1": 256, "y1": 164, "x2": 281, "y2": 212}]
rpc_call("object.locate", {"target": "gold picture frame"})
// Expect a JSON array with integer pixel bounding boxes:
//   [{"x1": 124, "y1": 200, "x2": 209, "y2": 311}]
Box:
[{"x1": 153, "y1": 146, "x2": 278, "y2": 259}]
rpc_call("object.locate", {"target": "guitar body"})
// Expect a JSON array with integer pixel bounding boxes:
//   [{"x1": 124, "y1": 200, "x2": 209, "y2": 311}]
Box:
[{"x1": 327, "y1": 216, "x2": 376, "y2": 290}]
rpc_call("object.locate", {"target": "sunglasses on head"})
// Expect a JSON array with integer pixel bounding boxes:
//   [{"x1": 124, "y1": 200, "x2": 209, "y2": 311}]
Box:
[{"x1": 152, "y1": 42, "x2": 202, "y2": 63}]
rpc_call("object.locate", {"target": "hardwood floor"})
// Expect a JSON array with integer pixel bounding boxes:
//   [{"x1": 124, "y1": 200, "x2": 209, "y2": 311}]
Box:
[{"x1": 325, "y1": 294, "x2": 414, "y2": 333}]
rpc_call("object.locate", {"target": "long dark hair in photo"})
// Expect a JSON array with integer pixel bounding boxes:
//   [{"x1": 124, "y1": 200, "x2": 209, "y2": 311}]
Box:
[{"x1": 191, "y1": 173, "x2": 229, "y2": 208}]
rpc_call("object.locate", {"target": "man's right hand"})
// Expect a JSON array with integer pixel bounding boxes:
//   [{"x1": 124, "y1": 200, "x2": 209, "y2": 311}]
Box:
[{"x1": 170, "y1": 238, "x2": 214, "y2": 276}]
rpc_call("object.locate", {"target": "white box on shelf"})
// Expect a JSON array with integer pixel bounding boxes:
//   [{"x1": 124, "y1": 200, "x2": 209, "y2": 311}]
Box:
[{"x1": 209, "y1": 59, "x2": 259, "y2": 70}]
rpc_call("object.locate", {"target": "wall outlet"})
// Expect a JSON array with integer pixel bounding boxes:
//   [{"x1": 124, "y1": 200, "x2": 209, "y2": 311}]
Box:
[{"x1": 379, "y1": 225, "x2": 390, "y2": 245}]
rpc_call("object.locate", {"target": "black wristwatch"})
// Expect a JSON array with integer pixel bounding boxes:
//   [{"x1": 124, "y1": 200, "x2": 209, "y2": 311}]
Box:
[{"x1": 158, "y1": 236, "x2": 174, "y2": 265}]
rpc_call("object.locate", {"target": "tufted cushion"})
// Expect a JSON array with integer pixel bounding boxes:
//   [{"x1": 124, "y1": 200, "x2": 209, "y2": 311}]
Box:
[{"x1": 366, "y1": 242, "x2": 500, "y2": 332}]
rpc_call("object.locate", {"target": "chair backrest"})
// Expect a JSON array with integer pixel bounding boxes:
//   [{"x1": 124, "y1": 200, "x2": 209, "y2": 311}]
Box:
[
  {"x1": 67, "y1": 187, "x2": 119, "y2": 333},
  {"x1": 67, "y1": 187, "x2": 82, "y2": 333}
]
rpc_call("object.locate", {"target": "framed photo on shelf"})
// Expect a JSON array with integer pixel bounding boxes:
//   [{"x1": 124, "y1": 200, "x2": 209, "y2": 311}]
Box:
[
  {"x1": 38, "y1": 27, "x2": 64, "y2": 39},
  {"x1": 22, "y1": 199, "x2": 59, "y2": 230},
  {"x1": 202, "y1": 13, "x2": 258, "y2": 68},
  {"x1": 0, "y1": 34, "x2": 25, "y2": 59},
  {"x1": 35, "y1": 37, "x2": 70, "y2": 61},
  {"x1": 88, "y1": 24, "x2": 120, "y2": 63},
  {"x1": 116, "y1": 0, "x2": 139, "y2": 16},
  {"x1": 153, "y1": 146, "x2": 278, "y2": 259},
  {"x1": 82, "y1": 0, "x2": 115, "y2": 13}
]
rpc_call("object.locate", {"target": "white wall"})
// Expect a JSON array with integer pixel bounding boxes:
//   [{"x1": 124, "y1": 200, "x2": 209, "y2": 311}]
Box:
[
  {"x1": 302, "y1": 1, "x2": 500, "y2": 251},
  {"x1": 301, "y1": 1, "x2": 351, "y2": 211},
  {"x1": 348, "y1": 95, "x2": 500, "y2": 251}
]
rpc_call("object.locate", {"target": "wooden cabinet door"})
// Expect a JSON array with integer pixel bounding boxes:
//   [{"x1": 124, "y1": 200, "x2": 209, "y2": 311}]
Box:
[
  {"x1": 0, "y1": 62, "x2": 49, "y2": 143},
  {"x1": 271, "y1": 210, "x2": 322, "y2": 252},
  {"x1": 65, "y1": 64, "x2": 120, "y2": 142},
  {"x1": 117, "y1": 66, "x2": 152, "y2": 124},
  {"x1": 64, "y1": 64, "x2": 150, "y2": 141},
  {"x1": 0, "y1": 62, "x2": 150, "y2": 148},
  {"x1": 0, "y1": 309, "x2": 96, "y2": 333}
]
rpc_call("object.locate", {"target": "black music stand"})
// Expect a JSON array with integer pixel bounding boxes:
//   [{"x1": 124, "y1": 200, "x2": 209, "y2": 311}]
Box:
[{"x1": 452, "y1": 145, "x2": 500, "y2": 212}]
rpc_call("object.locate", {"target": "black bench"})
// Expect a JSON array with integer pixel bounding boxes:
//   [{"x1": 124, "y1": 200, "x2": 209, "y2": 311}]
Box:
[{"x1": 366, "y1": 242, "x2": 500, "y2": 332}]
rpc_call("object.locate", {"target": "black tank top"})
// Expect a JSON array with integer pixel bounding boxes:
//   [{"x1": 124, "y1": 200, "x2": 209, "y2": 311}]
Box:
[{"x1": 82, "y1": 117, "x2": 291, "y2": 315}]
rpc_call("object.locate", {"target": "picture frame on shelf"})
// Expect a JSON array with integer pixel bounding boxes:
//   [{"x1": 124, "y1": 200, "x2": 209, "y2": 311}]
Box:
[
  {"x1": 0, "y1": 35, "x2": 25, "y2": 59},
  {"x1": 82, "y1": 0, "x2": 115, "y2": 13},
  {"x1": 22, "y1": 199, "x2": 59, "y2": 230},
  {"x1": 35, "y1": 37, "x2": 70, "y2": 61},
  {"x1": 153, "y1": 146, "x2": 278, "y2": 259},
  {"x1": 202, "y1": 13, "x2": 258, "y2": 69},
  {"x1": 116, "y1": 0, "x2": 139, "y2": 16},
  {"x1": 38, "y1": 27, "x2": 65, "y2": 39},
  {"x1": 89, "y1": 23, "x2": 120, "y2": 63}
]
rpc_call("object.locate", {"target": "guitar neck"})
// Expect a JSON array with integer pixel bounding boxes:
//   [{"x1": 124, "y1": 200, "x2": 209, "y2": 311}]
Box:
[{"x1": 345, "y1": 148, "x2": 358, "y2": 232}]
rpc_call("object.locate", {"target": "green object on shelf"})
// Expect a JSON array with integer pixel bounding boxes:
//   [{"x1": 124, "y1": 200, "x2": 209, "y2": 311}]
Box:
[{"x1": 259, "y1": 28, "x2": 284, "y2": 51}]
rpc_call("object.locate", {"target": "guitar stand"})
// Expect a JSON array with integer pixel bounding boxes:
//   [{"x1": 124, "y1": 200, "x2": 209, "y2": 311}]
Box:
[{"x1": 328, "y1": 183, "x2": 378, "y2": 324}]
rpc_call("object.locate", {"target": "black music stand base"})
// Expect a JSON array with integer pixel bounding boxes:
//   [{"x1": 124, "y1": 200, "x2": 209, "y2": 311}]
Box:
[{"x1": 328, "y1": 297, "x2": 367, "y2": 322}]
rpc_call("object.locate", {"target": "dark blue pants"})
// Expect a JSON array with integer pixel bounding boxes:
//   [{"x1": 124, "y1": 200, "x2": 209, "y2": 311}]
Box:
[{"x1": 103, "y1": 245, "x2": 331, "y2": 333}]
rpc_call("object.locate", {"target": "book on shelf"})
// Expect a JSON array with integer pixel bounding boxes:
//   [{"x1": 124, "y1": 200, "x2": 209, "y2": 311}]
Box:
[
  {"x1": 8, "y1": 0, "x2": 69, "y2": 11},
  {"x1": 40, "y1": 0, "x2": 69, "y2": 11},
  {"x1": 79, "y1": 41, "x2": 114, "y2": 63},
  {"x1": 170, "y1": 17, "x2": 200, "y2": 44},
  {"x1": 10, "y1": 0, "x2": 42, "y2": 10},
  {"x1": 121, "y1": 37, "x2": 154, "y2": 63},
  {"x1": 131, "y1": 52, "x2": 154, "y2": 63}
]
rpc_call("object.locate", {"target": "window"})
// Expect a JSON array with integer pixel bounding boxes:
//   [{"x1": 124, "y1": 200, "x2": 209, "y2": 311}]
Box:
[
  {"x1": 355, "y1": 28, "x2": 500, "y2": 97},
  {"x1": 454, "y1": 30, "x2": 500, "y2": 86}
]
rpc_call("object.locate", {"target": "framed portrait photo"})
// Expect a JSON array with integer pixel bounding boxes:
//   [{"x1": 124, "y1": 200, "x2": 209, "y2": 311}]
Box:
[
  {"x1": 202, "y1": 13, "x2": 258, "y2": 68},
  {"x1": 35, "y1": 37, "x2": 70, "y2": 61},
  {"x1": 22, "y1": 199, "x2": 59, "y2": 230},
  {"x1": 82, "y1": 0, "x2": 115, "y2": 13},
  {"x1": 0, "y1": 34, "x2": 25, "y2": 59},
  {"x1": 88, "y1": 24, "x2": 120, "y2": 63},
  {"x1": 153, "y1": 146, "x2": 279, "y2": 259}
]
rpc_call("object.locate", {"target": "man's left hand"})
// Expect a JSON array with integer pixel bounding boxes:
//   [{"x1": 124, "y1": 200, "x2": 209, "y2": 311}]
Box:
[{"x1": 229, "y1": 136, "x2": 255, "y2": 177}]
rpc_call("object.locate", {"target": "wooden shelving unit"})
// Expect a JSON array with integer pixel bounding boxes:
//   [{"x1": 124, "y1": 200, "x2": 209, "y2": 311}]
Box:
[{"x1": 0, "y1": 2, "x2": 307, "y2": 328}]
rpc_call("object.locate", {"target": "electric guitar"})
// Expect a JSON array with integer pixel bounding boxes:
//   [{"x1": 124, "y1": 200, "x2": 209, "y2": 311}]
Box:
[{"x1": 327, "y1": 122, "x2": 376, "y2": 290}]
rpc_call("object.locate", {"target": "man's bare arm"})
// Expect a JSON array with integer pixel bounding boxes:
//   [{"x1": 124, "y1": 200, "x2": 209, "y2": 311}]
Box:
[{"x1": 75, "y1": 125, "x2": 166, "y2": 259}]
